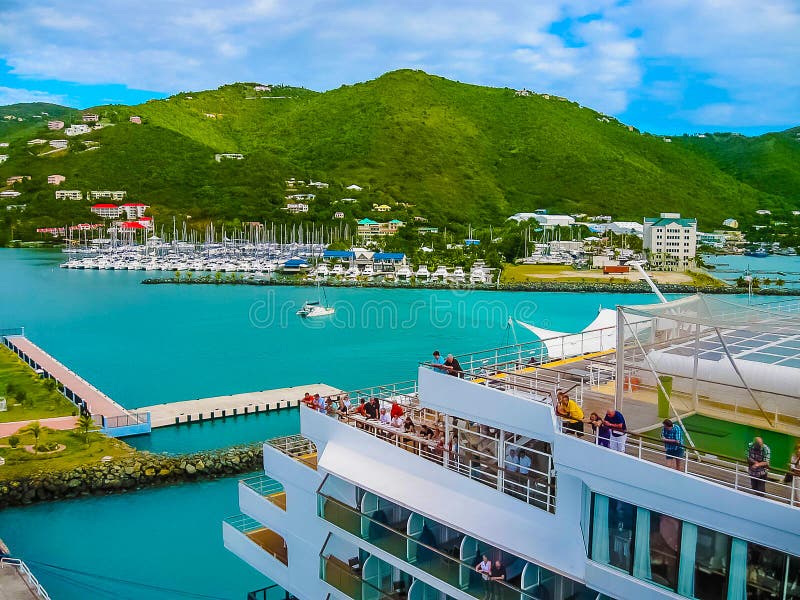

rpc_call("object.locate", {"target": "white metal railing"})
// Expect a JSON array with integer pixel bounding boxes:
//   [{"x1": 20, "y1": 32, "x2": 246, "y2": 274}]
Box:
[
  {"x1": 0, "y1": 558, "x2": 52, "y2": 600},
  {"x1": 562, "y1": 423, "x2": 799, "y2": 508},
  {"x1": 241, "y1": 474, "x2": 285, "y2": 497},
  {"x1": 265, "y1": 434, "x2": 317, "y2": 469}
]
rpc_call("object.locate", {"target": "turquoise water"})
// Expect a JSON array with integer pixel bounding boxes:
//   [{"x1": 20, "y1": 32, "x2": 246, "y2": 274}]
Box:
[
  {"x1": 0, "y1": 249, "x2": 708, "y2": 599},
  {"x1": 0, "y1": 476, "x2": 267, "y2": 599},
  {"x1": 704, "y1": 253, "x2": 800, "y2": 288}
]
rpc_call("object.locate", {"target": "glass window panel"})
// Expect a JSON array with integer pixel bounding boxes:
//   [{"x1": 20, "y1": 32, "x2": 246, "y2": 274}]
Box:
[
  {"x1": 787, "y1": 555, "x2": 800, "y2": 600},
  {"x1": 608, "y1": 498, "x2": 636, "y2": 573},
  {"x1": 694, "y1": 526, "x2": 730, "y2": 600},
  {"x1": 647, "y1": 513, "x2": 681, "y2": 590},
  {"x1": 746, "y1": 542, "x2": 785, "y2": 600}
]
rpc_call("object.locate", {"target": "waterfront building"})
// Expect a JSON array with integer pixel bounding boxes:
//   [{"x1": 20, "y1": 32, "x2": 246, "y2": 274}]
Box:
[
  {"x1": 223, "y1": 295, "x2": 800, "y2": 600},
  {"x1": 55, "y1": 190, "x2": 84, "y2": 200},
  {"x1": 91, "y1": 204, "x2": 123, "y2": 218},
  {"x1": 47, "y1": 174, "x2": 66, "y2": 185},
  {"x1": 508, "y1": 213, "x2": 576, "y2": 227},
  {"x1": 697, "y1": 232, "x2": 727, "y2": 249},
  {"x1": 47, "y1": 120, "x2": 64, "y2": 129},
  {"x1": 643, "y1": 213, "x2": 697, "y2": 271}
]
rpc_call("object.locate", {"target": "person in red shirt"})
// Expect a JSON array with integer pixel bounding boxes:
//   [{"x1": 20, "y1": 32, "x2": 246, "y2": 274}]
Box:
[
  {"x1": 355, "y1": 399, "x2": 368, "y2": 417},
  {"x1": 390, "y1": 402, "x2": 404, "y2": 419}
]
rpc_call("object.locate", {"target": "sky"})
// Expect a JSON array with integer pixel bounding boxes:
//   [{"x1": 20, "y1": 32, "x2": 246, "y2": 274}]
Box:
[{"x1": 0, "y1": 0, "x2": 798, "y2": 136}]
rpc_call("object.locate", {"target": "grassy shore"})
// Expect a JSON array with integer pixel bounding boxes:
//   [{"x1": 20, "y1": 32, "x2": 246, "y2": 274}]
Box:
[
  {"x1": 0, "y1": 429, "x2": 134, "y2": 480},
  {"x1": 0, "y1": 345, "x2": 78, "y2": 423},
  {"x1": 501, "y1": 264, "x2": 725, "y2": 287}
]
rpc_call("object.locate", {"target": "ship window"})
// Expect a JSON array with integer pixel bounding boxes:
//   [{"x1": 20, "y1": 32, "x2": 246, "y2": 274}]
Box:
[
  {"x1": 746, "y1": 542, "x2": 786, "y2": 599},
  {"x1": 788, "y1": 555, "x2": 800, "y2": 600},
  {"x1": 692, "y1": 526, "x2": 730, "y2": 600},
  {"x1": 590, "y1": 494, "x2": 636, "y2": 574},
  {"x1": 638, "y1": 510, "x2": 681, "y2": 591}
]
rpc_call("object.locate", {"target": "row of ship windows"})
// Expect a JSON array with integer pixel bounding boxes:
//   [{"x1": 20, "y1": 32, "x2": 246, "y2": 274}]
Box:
[{"x1": 589, "y1": 493, "x2": 799, "y2": 600}]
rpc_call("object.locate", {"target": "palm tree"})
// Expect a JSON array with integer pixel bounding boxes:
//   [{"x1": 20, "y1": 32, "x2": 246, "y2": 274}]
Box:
[
  {"x1": 22, "y1": 421, "x2": 42, "y2": 453},
  {"x1": 76, "y1": 413, "x2": 95, "y2": 444}
]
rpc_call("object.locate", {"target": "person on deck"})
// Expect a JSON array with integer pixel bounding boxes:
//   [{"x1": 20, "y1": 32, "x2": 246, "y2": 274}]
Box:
[
  {"x1": 364, "y1": 398, "x2": 378, "y2": 420},
  {"x1": 661, "y1": 419, "x2": 685, "y2": 471},
  {"x1": 403, "y1": 415, "x2": 416, "y2": 434},
  {"x1": 747, "y1": 436, "x2": 770, "y2": 497},
  {"x1": 604, "y1": 409, "x2": 627, "y2": 453},
  {"x1": 379, "y1": 408, "x2": 391, "y2": 425},
  {"x1": 431, "y1": 350, "x2": 446, "y2": 372},
  {"x1": 589, "y1": 412, "x2": 611, "y2": 448},
  {"x1": 490, "y1": 559, "x2": 507, "y2": 599},
  {"x1": 336, "y1": 397, "x2": 349, "y2": 419},
  {"x1": 556, "y1": 392, "x2": 584, "y2": 437},
  {"x1": 476, "y1": 555, "x2": 493, "y2": 599},
  {"x1": 444, "y1": 354, "x2": 464, "y2": 378},
  {"x1": 390, "y1": 401, "x2": 404, "y2": 420},
  {"x1": 391, "y1": 414, "x2": 404, "y2": 428},
  {"x1": 355, "y1": 399, "x2": 368, "y2": 417}
]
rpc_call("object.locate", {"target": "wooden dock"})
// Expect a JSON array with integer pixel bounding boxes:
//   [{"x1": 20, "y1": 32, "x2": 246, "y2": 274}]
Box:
[{"x1": 139, "y1": 383, "x2": 342, "y2": 428}]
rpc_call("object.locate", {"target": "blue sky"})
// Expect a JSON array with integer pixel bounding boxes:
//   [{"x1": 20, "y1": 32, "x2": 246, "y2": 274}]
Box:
[{"x1": 0, "y1": 0, "x2": 798, "y2": 136}]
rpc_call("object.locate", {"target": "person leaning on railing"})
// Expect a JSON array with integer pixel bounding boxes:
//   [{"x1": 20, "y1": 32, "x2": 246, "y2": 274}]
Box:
[
  {"x1": 555, "y1": 391, "x2": 584, "y2": 437},
  {"x1": 790, "y1": 442, "x2": 800, "y2": 504}
]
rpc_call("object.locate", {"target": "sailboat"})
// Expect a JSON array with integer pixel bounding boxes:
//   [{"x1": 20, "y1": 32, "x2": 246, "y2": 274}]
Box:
[{"x1": 296, "y1": 282, "x2": 335, "y2": 318}]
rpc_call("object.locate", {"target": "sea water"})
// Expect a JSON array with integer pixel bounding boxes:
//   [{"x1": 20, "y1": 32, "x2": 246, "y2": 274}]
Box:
[{"x1": 0, "y1": 248, "x2": 723, "y2": 599}]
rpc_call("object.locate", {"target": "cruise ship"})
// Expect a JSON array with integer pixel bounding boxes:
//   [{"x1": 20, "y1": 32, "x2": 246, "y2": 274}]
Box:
[{"x1": 223, "y1": 294, "x2": 800, "y2": 600}]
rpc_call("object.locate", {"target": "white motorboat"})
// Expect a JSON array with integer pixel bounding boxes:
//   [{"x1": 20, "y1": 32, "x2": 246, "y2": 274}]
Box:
[
  {"x1": 297, "y1": 284, "x2": 335, "y2": 318},
  {"x1": 452, "y1": 266, "x2": 466, "y2": 282},
  {"x1": 331, "y1": 264, "x2": 345, "y2": 276},
  {"x1": 362, "y1": 264, "x2": 375, "y2": 278},
  {"x1": 396, "y1": 265, "x2": 412, "y2": 280},
  {"x1": 415, "y1": 264, "x2": 430, "y2": 280}
]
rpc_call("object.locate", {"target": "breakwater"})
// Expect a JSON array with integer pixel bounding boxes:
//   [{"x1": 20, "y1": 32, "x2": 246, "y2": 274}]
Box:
[
  {"x1": 0, "y1": 442, "x2": 262, "y2": 508},
  {"x1": 141, "y1": 277, "x2": 800, "y2": 296}
]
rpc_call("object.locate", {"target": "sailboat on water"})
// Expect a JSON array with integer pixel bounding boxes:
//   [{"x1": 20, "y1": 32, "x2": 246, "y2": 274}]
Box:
[{"x1": 296, "y1": 282, "x2": 335, "y2": 318}]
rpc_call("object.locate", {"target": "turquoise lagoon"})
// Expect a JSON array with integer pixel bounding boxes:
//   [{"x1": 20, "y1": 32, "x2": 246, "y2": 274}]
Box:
[{"x1": 0, "y1": 248, "x2": 711, "y2": 599}]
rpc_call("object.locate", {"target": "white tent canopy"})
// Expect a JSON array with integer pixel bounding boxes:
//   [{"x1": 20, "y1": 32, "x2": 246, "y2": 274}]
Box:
[{"x1": 517, "y1": 308, "x2": 621, "y2": 359}]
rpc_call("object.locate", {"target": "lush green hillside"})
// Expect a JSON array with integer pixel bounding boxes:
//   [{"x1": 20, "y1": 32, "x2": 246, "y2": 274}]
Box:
[
  {"x1": 0, "y1": 103, "x2": 82, "y2": 142},
  {"x1": 1, "y1": 70, "x2": 798, "y2": 245}
]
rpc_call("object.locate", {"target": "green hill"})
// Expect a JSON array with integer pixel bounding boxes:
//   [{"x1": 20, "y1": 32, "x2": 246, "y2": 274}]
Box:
[
  {"x1": 0, "y1": 103, "x2": 82, "y2": 142},
  {"x1": 1, "y1": 70, "x2": 798, "y2": 244}
]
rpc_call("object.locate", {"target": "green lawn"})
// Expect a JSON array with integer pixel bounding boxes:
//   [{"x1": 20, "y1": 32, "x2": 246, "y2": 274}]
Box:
[
  {"x1": 501, "y1": 263, "x2": 638, "y2": 284},
  {"x1": 0, "y1": 428, "x2": 135, "y2": 480},
  {"x1": 0, "y1": 345, "x2": 78, "y2": 423}
]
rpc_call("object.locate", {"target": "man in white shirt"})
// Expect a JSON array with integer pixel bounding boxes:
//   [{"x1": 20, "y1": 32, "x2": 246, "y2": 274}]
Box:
[
  {"x1": 379, "y1": 408, "x2": 391, "y2": 425},
  {"x1": 518, "y1": 450, "x2": 532, "y2": 476},
  {"x1": 505, "y1": 448, "x2": 519, "y2": 473},
  {"x1": 475, "y1": 554, "x2": 492, "y2": 598}
]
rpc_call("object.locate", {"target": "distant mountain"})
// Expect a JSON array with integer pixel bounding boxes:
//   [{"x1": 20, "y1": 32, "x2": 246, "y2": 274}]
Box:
[{"x1": 0, "y1": 70, "x2": 798, "y2": 242}]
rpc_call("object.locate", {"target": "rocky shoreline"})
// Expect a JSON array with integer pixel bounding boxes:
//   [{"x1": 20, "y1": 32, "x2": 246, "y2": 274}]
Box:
[
  {"x1": 141, "y1": 277, "x2": 800, "y2": 296},
  {"x1": 0, "y1": 442, "x2": 263, "y2": 508}
]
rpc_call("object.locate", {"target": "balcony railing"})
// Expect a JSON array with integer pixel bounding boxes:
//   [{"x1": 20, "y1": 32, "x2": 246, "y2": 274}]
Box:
[
  {"x1": 266, "y1": 434, "x2": 317, "y2": 470},
  {"x1": 320, "y1": 555, "x2": 395, "y2": 599},
  {"x1": 317, "y1": 492, "x2": 543, "y2": 600},
  {"x1": 563, "y1": 423, "x2": 799, "y2": 508},
  {"x1": 224, "y1": 514, "x2": 288, "y2": 565},
  {"x1": 246, "y1": 583, "x2": 295, "y2": 600},
  {"x1": 241, "y1": 474, "x2": 287, "y2": 511},
  {"x1": 311, "y1": 400, "x2": 556, "y2": 513}
]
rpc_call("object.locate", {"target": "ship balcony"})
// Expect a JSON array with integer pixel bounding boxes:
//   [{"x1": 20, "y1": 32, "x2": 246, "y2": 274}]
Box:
[
  {"x1": 241, "y1": 474, "x2": 287, "y2": 510},
  {"x1": 266, "y1": 434, "x2": 318, "y2": 470},
  {"x1": 317, "y1": 475, "x2": 596, "y2": 600},
  {"x1": 238, "y1": 474, "x2": 289, "y2": 538},
  {"x1": 223, "y1": 514, "x2": 289, "y2": 583},
  {"x1": 262, "y1": 433, "x2": 320, "y2": 491}
]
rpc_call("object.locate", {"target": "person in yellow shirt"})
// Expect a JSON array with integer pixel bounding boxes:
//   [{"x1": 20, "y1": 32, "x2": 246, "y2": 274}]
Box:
[{"x1": 556, "y1": 391, "x2": 584, "y2": 437}]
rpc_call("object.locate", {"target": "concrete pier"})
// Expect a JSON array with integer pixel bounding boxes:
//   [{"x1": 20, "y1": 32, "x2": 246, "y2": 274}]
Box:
[{"x1": 139, "y1": 383, "x2": 342, "y2": 428}]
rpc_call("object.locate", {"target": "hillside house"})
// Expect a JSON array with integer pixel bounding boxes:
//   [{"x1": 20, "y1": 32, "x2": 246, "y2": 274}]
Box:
[
  {"x1": 5, "y1": 204, "x2": 26, "y2": 211},
  {"x1": 65, "y1": 124, "x2": 91, "y2": 136},
  {"x1": 91, "y1": 190, "x2": 127, "y2": 201},
  {"x1": 0, "y1": 190, "x2": 21, "y2": 198},
  {"x1": 129, "y1": 116, "x2": 142, "y2": 124},
  {"x1": 756, "y1": 209, "x2": 772, "y2": 215},
  {"x1": 793, "y1": 211, "x2": 800, "y2": 216},
  {"x1": 418, "y1": 227, "x2": 439, "y2": 234},
  {"x1": 346, "y1": 184, "x2": 363, "y2": 191},
  {"x1": 204, "y1": 113, "x2": 217, "y2": 119},
  {"x1": 49, "y1": 140, "x2": 68, "y2": 149},
  {"x1": 285, "y1": 178, "x2": 305, "y2": 188},
  {"x1": 357, "y1": 218, "x2": 404, "y2": 240},
  {"x1": 413, "y1": 216, "x2": 428, "y2": 222},
  {"x1": 0, "y1": 155, "x2": 7, "y2": 164},
  {"x1": 121, "y1": 203, "x2": 149, "y2": 218},
  {"x1": 214, "y1": 153, "x2": 244, "y2": 161},
  {"x1": 0, "y1": 142, "x2": 8, "y2": 147},
  {"x1": 663, "y1": 138, "x2": 672, "y2": 143},
  {"x1": 515, "y1": 89, "x2": 531, "y2": 96},
  {"x1": 284, "y1": 203, "x2": 309, "y2": 214},
  {"x1": 339, "y1": 198, "x2": 358, "y2": 204},
  {"x1": 56, "y1": 190, "x2": 83, "y2": 200},
  {"x1": 286, "y1": 193, "x2": 316, "y2": 201},
  {"x1": 27, "y1": 139, "x2": 47, "y2": 146},
  {"x1": 372, "y1": 204, "x2": 391, "y2": 212},
  {"x1": 334, "y1": 211, "x2": 345, "y2": 219},
  {"x1": 254, "y1": 85, "x2": 272, "y2": 92},
  {"x1": 47, "y1": 174, "x2": 66, "y2": 185},
  {"x1": 47, "y1": 120, "x2": 64, "y2": 130},
  {"x1": 82, "y1": 114, "x2": 99, "y2": 122},
  {"x1": 722, "y1": 218, "x2": 739, "y2": 228},
  {"x1": 308, "y1": 181, "x2": 329, "y2": 189},
  {"x1": 91, "y1": 204, "x2": 122, "y2": 218},
  {"x1": 6, "y1": 175, "x2": 31, "y2": 185}
]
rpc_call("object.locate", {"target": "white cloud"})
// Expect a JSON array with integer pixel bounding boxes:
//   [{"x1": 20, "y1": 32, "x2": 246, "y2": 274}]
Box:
[{"x1": 0, "y1": 85, "x2": 68, "y2": 106}]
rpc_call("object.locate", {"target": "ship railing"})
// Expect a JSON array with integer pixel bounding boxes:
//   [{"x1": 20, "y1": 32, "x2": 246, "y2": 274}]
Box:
[
  {"x1": 452, "y1": 324, "x2": 619, "y2": 374},
  {"x1": 312, "y1": 401, "x2": 556, "y2": 513},
  {"x1": 342, "y1": 380, "x2": 419, "y2": 408},
  {"x1": 0, "y1": 558, "x2": 51, "y2": 600},
  {"x1": 562, "y1": 422, "x2": 799, "y2": 508},
  {"x1": 0, "y1": 327, "x2": 24, "y2": 339},
  {"x1": 266, "y1": 434, "x2": 318, "y2": 470},
  {"x1": 246, "y1": 583, "x2": 294, "y2": 600},
  {"x1": 224, "y1": 514, "x2": 288, "y2": 565}
]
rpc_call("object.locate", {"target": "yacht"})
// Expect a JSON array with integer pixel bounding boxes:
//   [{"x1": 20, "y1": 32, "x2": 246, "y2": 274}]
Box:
[
  {"x1": 362, "y1": 264, "x2": 375, "y2": 278},
  {"x1": 469, "y1": 265, "x2": 486, "y2": 283},
  {"x1": 451, "y1": 266, "x2": 466, "y2": 282},
  {"x1": 395, "y1": 265, "x2": 413, "y2": 281},
  {"x1": 223, "y1": 294, "x2": 800, "y2": 600},
  {"x1": 414, "y1": 264, "x2": 430, "y2": 280},
  {"x1": 331, "y1": 264, "x2": 345, "y2": 277},
  {"x1": 296, "y1": 284, "x2": 335, "y2": 318},
  {"x1": 345, "y1": 266, "x2": 359, "y2": 280},
  {"x1": 431, "y1": 265, "x2": 450, "y2": 281}
]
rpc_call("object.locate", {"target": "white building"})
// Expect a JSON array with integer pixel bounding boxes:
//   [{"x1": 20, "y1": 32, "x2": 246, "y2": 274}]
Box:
[
  {"x1": 49, "y1": 140, "x2": 68, "y2": 150},
  {"x1": 215, "y1": 153, "x2": 244, "y2": 162},
  {"x1": 90, "y1": 203, "x2": 122, "y2": 218},
  {"x1": 308, "y1": 181, "x2": 329, "y2": 189},
  {"x1": 47, "y1": 120, "x2": 64, "y2": 130},
  {"x1": 600, "y1": 221, "x2": 644, "y2": 237},
  {"x1": 643, "y1": 212, "x2": 697, "y2": 271},
  {"x1": 756, "y1": 209, "x2": 772, "y2": 216},
  {"x1": 55, "y1": 190, "x2": 84, "y2": 200},
  {"x1": 722, "y1": 218, "x2": 739, "y2": 229},
  {"x1": 286, "y1": 193, "x2": 316, "y2": 201},
  {"x1": 65, "y1": 124, "x2": 91, "y2": 136},
  {"x1": 508, "y1": 213, "x2": 576, "y2": 227},
  {"x1": 697, "y1": 231, "x2": 727, "y2": 248},
  {"x1": 346, "y1": 184, "x2": 363, "y2": 191},
  {"x1": 0, "y1": 142, "x2": 8, "y2": 147},
  {"x1": 27, "y1": 139, "x2": 47, "y2": 146},
  {"x1": 90, "y1": 190, "x2": 127, "y2": 201},
  {"x1": 82, "y1": 113, "x2": 99, "y2": 122},
  {"x1": 333, "y1": 211, "x2": 345, "y2": 219},
  {"x1": 120, "y1": 203, "x2": 149, "y2": 218},
  {"x1": 284, "y1": 203, "x2": 309, "y2": 214},
  {"x1": 0, "y1": 190, "x2": 21, "y2": 198},
  {"x1": 0, "y1": 155, "x2": 8, "y2": 164},
  {"x1": 47, "y1": 174, "x2": 66, "y2": 185}
]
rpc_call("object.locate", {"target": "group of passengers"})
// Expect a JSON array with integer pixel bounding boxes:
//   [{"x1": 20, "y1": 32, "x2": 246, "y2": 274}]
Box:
[
  {"x1": 475, "y1": 555, "x2": 506, "y2": 599},
  {"x1": 430, "y1": 350, "x2": 464, "y2": 377}
]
